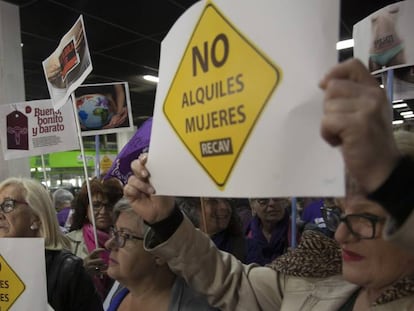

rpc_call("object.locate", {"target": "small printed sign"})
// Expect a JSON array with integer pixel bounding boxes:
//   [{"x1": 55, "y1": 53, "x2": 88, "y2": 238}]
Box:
[{"x1": 0, "y1": 99, "x2": 79, "y2": 160}]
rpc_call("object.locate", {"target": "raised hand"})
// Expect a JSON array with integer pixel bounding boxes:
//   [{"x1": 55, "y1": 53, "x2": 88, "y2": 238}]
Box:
[
  {"x1": 124, "y1": 154, "x2": 175, "y2": 224},
  {"x1": 319, "y1": 58, "x2": 400, "y2": 193}
]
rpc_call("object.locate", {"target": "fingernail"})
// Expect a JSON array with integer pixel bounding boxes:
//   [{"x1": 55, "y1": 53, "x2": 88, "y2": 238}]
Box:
[
  {"x1": 141, "y1": 170, "x2": 148, "y2": 178},
  {"x1": 148, "y1": 186, "x2": 155, "y2": 194}
]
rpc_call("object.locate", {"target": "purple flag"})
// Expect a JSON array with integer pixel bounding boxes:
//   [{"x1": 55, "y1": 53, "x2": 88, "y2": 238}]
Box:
[{"x1": 104, "y1": 118, "x2": 152, "y2": 185}]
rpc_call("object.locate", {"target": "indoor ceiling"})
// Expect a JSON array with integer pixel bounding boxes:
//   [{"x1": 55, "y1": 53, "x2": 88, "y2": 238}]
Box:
[{"x1": 1, "y1": 0, "x2": 409, "y2": 127}]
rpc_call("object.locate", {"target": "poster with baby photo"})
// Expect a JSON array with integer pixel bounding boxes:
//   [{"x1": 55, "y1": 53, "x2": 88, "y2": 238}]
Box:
[
  {"x1": 42, "y1": 15, "x2": 92, "y2": 110},
  {"x1": 353, "y1": 0, "x2": 414, "y2": 75},
  {"x1": 74, "y1": 82, "x2": 133, "y2": 136},
  {"x1": 0, "y1": 99, "x2": 79, "y2": 160}
]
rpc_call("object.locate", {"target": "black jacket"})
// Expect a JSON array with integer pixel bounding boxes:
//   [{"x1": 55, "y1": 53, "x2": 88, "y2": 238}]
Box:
[{"x1": 45, "y1": 249, "x2": 103, "y2": 311}]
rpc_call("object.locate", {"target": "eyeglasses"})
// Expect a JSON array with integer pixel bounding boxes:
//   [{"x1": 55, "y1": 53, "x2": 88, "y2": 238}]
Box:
[
  {"x1": 91, "y1": 201, "x2": 110, "y2": 213},
  {"x1": 254, "y1": 198, "x2": 290, "y2": 208},
  {"x1": 0, "y1": 198, "x2": 28, "y2": 214},
  {"x1": 109, "y1": 227, "x2": 144, "y2": 249},
  {"x1": 321, "y1": 206, "x2": 386, "y2": 240}
]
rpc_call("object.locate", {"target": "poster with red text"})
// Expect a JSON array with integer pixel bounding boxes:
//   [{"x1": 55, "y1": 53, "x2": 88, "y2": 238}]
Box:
[{"x1": 0, "y1": 99, "x2": 79, "y2": 160}]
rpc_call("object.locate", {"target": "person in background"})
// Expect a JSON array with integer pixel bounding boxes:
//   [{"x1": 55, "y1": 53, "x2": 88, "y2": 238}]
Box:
[
  {"x1": 0, "y1": 177, "x2": 102, "y2": 311},
  {"x1": 105, "y1": 198, "x2": 220, "y2": 311},
  {"x1": 67, "y1": 177, "x2": 123, "y2": 300},
  {"x1": 178, "y1": 197, "x2": 247, "y2": 262},
  {"x1": 53, "y1": 188, "x2": 74, "y2": 233},
  {"x1": 245, "y1": 197, "x2": 295, "y2": 265}
]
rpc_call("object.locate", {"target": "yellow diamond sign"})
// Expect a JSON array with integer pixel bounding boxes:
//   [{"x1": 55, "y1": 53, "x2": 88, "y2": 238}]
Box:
[
  {"x1": 164, "y1": 1, "x2": 282, "y2": 188},
  {"x1": 0, "y1": 255, "x2": 25, "y2": 310}
]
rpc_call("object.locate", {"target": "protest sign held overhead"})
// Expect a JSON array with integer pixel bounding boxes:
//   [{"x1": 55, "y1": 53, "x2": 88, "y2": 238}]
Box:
[
  {"x1": 353, "y1": 0, "x2": 414, "y2": 74},
  {"x1": 0, "y1": 99, "x2": 79, "y2": 160},
  {"x1": 42, "y1": 15, "x2": 92, "y2": 110},
  {"x1": 148, "y1": 0, "x2": 343, "y2": 197},
  {"x1": 163, "y1": 3, "x2": 282, "y2": 187}
]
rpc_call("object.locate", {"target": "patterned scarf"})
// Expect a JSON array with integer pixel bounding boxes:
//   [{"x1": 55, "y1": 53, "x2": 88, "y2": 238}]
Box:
[
  {"x1": 267, "y1": 229, "x2": 341, "y2": 277},
  {"x1": 268, "y1": 230, "x2": 414, "y2": 305}
]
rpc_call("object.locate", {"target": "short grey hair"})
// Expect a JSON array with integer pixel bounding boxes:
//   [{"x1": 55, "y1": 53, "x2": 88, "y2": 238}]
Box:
[{"x1": 112, "y1": 197, "x2": 147, "y2": 235}]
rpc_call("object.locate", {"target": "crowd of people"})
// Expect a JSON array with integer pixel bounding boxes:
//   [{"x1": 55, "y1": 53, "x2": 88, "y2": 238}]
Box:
[{"x1": 1, "y1": 58, "x2": 413, "y2": 310}]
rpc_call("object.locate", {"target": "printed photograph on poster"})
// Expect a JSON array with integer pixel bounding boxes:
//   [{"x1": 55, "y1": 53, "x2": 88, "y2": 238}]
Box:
[
  {"x1": 0, "y1": 99, "x2": 79, "y2": 160},
  {"x1": 353, "y1": 0, "x2": 414, "y2": 75},
  {"x1": 74, "y1": 82, "x2": 134, "y2": 136},
  {"x1": 42, "y1": 15, "x2": 92, "y2": 110}
]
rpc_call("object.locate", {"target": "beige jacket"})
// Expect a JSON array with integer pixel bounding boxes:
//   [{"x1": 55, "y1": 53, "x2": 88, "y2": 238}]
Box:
[{"x1": 146, "y1": 217, "x2": 414, "y2": 311}]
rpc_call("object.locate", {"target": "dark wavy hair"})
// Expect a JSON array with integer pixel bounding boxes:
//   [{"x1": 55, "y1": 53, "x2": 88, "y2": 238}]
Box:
[{"x1": 69, "y1": 177, "x2": 123, "y2": 231}]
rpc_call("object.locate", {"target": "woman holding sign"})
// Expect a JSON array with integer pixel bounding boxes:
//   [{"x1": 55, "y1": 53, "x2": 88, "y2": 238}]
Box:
[{"x1": 0, "y1": 177, "x2": 103, "y2": 311}]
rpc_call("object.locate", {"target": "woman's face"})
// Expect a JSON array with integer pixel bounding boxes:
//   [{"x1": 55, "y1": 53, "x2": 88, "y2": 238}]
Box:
[
  {"x1": 0, "y1": 185, "x2": 38, "y2": 238},
  {"x1": 251, "y1": 198, "x2": 288, "y2": 224},
  {"x1": 202, "y1": 198, "x2": 232, "y2": 236},
  {"x1": 335, "y1": 196, "x2": 414, "y2": 289},
  {"x1": 86, "y1": 193, "x2": 112, "y2": 231},
  {"x1": 105, "y1": 211, "x2": 155, "y2": 286}
]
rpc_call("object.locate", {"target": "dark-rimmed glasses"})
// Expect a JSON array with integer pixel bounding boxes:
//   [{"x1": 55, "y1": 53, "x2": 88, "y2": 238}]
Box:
[
  {"x1": 321, "y1": 206, "x2": 386, "y2": 240},
  {"x1": 109, "y1": 227, "x2": 144, "y2": 249},
  {"x1": 0, "y1": 198, "x2": 28, "y2": 214}
]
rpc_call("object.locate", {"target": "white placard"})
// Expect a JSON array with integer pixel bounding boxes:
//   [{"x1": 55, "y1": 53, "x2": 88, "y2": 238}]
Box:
[
  {"x1": 148, "y1": 0, "x2": 343, "y2": 197},
  {"x1": 0, "y1": 238, "x2": 47, "y2": 310},
  {"x1": 0, "y1": 99, "x2": 79, "y2": 160},
  {"x1": 353, "y1": 1, "x2": 414, "y2": 74}
]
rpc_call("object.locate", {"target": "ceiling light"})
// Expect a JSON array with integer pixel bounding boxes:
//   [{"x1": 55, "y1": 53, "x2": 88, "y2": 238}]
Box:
[
  {"x1": 403, "y1": 114, "x2": 414, "y2": 119},
  {"x1": 393, "y1": 120, "x2": 404, "y2": 125},
  {"x1": 143, "y1": 75, "x2": 159, "y2": 83},
  {"x1": 393, "y1": 103, "x2": 408, "y2": 109},
  {"x1": 392, "y1": 99, "x2": 403, "y2": 103},
  {"x1": 400, "y1": 111, "x2": 413, "y2": 116},
  {"x1": 20, "y1": 43, "x2": 24, "y2": 47},
  {"x1": 336, "y1": 39, "x2": 354, "y2": 50}
]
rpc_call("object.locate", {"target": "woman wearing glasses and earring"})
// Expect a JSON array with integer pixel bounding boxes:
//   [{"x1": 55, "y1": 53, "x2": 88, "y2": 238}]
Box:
[
  {"x1": 105, "y1": 198, "x2": 219, "y2": 311},
  {"x1": 67, "y1": 177, "x2": 123, "y2": 300},
  {"x1": 0, "y1": 177, "x2": 103, "y2": 311}
]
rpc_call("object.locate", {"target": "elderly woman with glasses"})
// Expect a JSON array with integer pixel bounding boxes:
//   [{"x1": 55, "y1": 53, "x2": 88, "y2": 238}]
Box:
[
  {"x1": 67, "y1": 177, "x2": 123, "y2": 300},
  {"x1": 105, "y1": 198, "x2": 220, "y2": 311},
  {"x1": 0, "y1": 177, "x2": 103, "y2": 311}
]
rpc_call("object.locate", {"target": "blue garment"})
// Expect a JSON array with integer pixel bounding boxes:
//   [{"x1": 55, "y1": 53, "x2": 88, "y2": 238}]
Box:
[
  {"x1": 245, "y1": 212, "x2": 289, "y2": 265},
  {"x1": 106, "y1": 278, "x2": 219, "y2": 311},
  {"x1": 106, "y1": 287, "x2": 128, "y2": 311}
]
